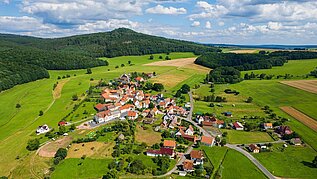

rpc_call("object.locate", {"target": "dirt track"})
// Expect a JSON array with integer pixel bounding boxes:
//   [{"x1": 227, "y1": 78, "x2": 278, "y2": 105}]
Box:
[
  {"x1": 280, "y1": 106, "x2": 317, "y2": 132},
  {"x1": 38, "y1": 136, "x2": 72, "y2": 157},
  {"x1": 280, "y1": 80, "x2": 317, "y2": 94}
]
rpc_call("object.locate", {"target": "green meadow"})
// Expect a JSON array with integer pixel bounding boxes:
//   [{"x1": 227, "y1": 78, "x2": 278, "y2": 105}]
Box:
[
  {"x1": 221, "y1": 149, "x2": 267, "y2": 179},
  {"x1": 254, "y1": 144, "x2": 317, "y2": 178},
  {"x1": 241, "y1": 59, "x2": 317, "y2": 77},
  {"x1": 222, "y1": 129, "x2": 274, "y2": 144}
]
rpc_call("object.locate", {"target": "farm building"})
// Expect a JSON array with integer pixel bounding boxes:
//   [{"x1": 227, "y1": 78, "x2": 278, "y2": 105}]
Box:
[
  {"x1": 190, "y1": 150, "x2": 204, "y2": 165},
  {"x1": 36, "y1": 124, "x2": 50, "y2": 134},
  {"x1": 262, "y1": 123, "x2": 273, "y2": 130},
  {"x1": 146, "y1": 148, "x2": 175, "y2": 159},
  {"x1": 290, "y1": 138, "x2": 302, "y2": 145},
  {"x1": 163, "y1": 140, "x2": 176, "y2": 149}
]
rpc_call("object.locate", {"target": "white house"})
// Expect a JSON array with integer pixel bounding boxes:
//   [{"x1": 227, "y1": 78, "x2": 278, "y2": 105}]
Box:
[
  {"x1": 185, "y1": 125, "x2": 194, "y2": 136},
  {"x1": 233, "y1": 122, "x2": 244, "y2": 130},
  {"x1": 36, "y1": 124, "x2": 50, "y2": 134}
]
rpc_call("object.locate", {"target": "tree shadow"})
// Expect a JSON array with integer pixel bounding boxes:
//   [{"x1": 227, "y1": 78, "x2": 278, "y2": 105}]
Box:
[{"x1": 301, "y1": 161, "x2": 316, "y2": 168}]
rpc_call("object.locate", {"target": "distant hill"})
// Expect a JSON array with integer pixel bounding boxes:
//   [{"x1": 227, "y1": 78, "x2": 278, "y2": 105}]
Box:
[
  {"x1": 206, "y1": 44, "x2": 317, "y2": 50},
  {"x1": 0, "y1": 28, "x2": 219, "y2": 58},
  {"x1": 0, "y1": 28, "x2": 219, "y2": 92}
]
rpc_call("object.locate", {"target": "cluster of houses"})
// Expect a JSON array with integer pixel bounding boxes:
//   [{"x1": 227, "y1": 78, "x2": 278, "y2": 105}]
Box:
[
  {"x1": 145, "y1": 139, "x2": 206, "y2": 176},
  {"x1": 93, "y1": 73, "x2": 188, "y2": 125}
]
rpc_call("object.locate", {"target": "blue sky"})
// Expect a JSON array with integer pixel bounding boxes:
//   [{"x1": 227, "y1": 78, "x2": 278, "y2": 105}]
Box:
[{"x1": 0, "y1": 0, "x2": 317, "y2": 44}]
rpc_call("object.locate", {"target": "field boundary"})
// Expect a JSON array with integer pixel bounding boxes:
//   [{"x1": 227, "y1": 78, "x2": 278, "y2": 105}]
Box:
[
  {"x1": 280, "y1": 106, "x2": 317, "y2": 132},
  {"x1": 280, "y1": 80, "x2": 317, "y2": 94}
]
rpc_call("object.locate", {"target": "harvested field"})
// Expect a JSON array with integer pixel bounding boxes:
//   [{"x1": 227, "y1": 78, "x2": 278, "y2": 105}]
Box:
[
  {"x1": 67, "y1": 141, "x2": 114, "y2": 159},
  {"x1": 151, "y1": 73, "x2": 190, "y2": 88},
  {"x1": 228, "y1": 49, "x2": 258, "y2": 54},
  {"x1": 280, "y1": 80, "x2": 317, "y2": 94},
  {"x1": 144, "y1": 57, "x2": 196, "y2": 67},
  {"x1": 280, "y1": 106, "x2": 317, "y2": 132},
  {"x1": 38, "y1": 136, "x2": 72, "y2": 157},
  {"x1": 53, "y1": 79, "x2": 69, "y2": 99}
]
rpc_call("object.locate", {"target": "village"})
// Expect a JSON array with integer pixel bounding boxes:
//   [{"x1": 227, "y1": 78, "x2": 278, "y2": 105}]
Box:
[{"x1": 33, "y1": 72, "x2": 307, "y2": 178}]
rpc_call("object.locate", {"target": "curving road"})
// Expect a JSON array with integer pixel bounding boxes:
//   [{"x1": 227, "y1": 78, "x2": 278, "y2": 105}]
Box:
[{"x1": 226, "y1": 144, "x2": 276, "y2": 179}]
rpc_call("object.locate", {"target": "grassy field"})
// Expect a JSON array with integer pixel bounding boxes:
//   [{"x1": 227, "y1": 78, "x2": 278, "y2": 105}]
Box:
[
  {"x1": 51, "y1": 158, "x2": 111, "y2": 179},
  {"x1": 221, "y1": 149, "x2": 267, "y2": 179},
  {"x1": 254, "y1": 144, "x2": 317, "y2": 178},
  {"x1": 219, "y1": 80, "x2": 317, "y2": 150},
  {"x1": 222, "y1": 129, "x2": 274, "y2": 144},
  {"x1": 201, "y1": 146, "x2": 228, "y2": 177},
  {"x1": 241, "y1": 59, "x2": 317, "y2": 77}
]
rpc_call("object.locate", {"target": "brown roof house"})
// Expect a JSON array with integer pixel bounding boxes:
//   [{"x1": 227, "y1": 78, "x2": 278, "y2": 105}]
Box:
[
  {"x1": 190, "y1": 150, "x2": 204, "y2": 165},
  {"x1": 248, "y1": 144, "x2": 260, "y2": 153}
]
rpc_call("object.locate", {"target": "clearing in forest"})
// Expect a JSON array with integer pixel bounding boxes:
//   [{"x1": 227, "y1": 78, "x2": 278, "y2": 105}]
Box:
[
  {"x1": 280, "y1": 80, "x2": 317, "y2": 94},
  {"x1": 38, "y1": 136, "x2": 73, "y2": 157},
  {"x1": 228, "y1": 49, "x2": 258, "y2": 54},
  {"x1": 280, "y1": 106, "x2": 317, "y2": 132}
]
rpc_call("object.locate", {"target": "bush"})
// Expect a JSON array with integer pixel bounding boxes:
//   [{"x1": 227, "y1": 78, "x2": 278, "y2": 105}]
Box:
[
  {"x1": 26, "y1": 138, "x2": 40, "y2": 151},
  {"x1": 55, "y1": 148, "x2": 67, "y2": 159}
]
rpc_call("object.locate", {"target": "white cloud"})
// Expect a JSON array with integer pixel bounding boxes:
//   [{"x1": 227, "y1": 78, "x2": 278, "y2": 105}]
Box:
[
  {"x1": 205, "y1": 21, "x2": 211, "y2": 29},
  {"x1": 218, "y1": 21, "x2": 225, "y2": 26},
  {"x1": 0, "y1": 16, "x2": 54, "y2": 32},
  {"x1": 191, "y1": 21, "x2": 200, "y2": 27},
  {"x1": 1, "y1": 0, "x2": 10, "y2": 4},
  {"x1": 21, "y1": 0, "x2": 147, "y2": 24},
  {"x1": 77, "y1": 19, "x2": 139, "y2": 32},
  {"x1": 145, "y1": 5, "x2": 187, "y2": 15}
]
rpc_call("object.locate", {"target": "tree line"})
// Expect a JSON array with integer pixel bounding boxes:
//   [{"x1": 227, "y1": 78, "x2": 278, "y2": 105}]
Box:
[{"x1": 198, "y1": 51, "x2": 317, "y2": 84}]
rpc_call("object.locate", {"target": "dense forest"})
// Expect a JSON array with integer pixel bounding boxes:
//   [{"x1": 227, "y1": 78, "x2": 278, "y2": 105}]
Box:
[
  {"x1": 0, "y1": 28, "x2": 219, "y2": 58},
  {"x1": 0, "y1": 28, "x2": 218, "y2": 92},
  {"x1": 199, "y1": 51, "x2": 317, "y2": 83}
]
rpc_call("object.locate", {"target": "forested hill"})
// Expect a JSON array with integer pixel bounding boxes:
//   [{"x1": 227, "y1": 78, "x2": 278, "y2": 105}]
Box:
[
  {"x1": 0, "y1": 28, "x2": 219, "y2": 58},
  {"x1": 0, "y1": 28, "x2": 219, "y2": 92}
]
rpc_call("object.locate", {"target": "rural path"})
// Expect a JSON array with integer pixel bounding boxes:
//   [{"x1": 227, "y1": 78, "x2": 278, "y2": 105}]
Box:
[{"x1": 226, "y1": 144, "x2": 276, "y2": 179}]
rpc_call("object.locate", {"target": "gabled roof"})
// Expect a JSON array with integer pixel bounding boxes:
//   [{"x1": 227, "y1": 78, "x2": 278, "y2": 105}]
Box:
[
  {"x1": 183, "y1": 160, "x2": 194, "y2": 170},
  {"x1": 120, "y1": 104, "x2": 135, "y2": 110},
  {"x1": 163, "y1": 140, "x2": 176, "y2": 148},
  {"x1": 128, "y1": 111, "x2": 137, "y2": 117},
  {"x1": 233, "y1": 122, "x2": 244, "y2": 128},
  {"x1": 249, "y1": 144, "x2": 260, "y2": 151},
  {"x1": 147, "y1": 148, "x2": 174, "y2": 156},
  {"x1": 201, "y1": 136, "x2": 214, "y2": 145},
  {"x1": 190, "y1": 150, "x2": 203, "y2": 159},
  {"x1": 95, "y1": 103, "x2": 108, "y2": 111}
]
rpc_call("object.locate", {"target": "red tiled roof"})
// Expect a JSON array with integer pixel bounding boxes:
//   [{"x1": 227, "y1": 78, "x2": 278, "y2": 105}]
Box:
[
  {"x1": 190, "y1": 150, "x2": 203, "y2": 159},
  {"x1": 201, "y1": 136, "x2": 214, "y2": 145},
  {"x1": 120, "y1": 104, "x2": 135, "y2": 110},
  {"x1": 163, "y1": 140, "x2": 176, "y2": 148},
  {"x1": 128, "y1": 111, "x2": 137, "y2": 117},
  {"x1": 183, "y1": 160, "x2": 194, "y2": 170},
  {"x1": 95, "y1": 103, "x2": 107, "y2": 111},
  {"x1": 147, "y1": 148, "x2": 174, "y2": 156}
]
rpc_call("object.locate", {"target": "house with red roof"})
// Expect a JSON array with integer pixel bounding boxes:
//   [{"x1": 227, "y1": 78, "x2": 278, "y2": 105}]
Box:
[
  {"x1": 163, "y1": 140, "x2": 176, "y2": 149},
  {"x1": 135, "y1": 76, "x2": 144, "y2": 82},
  {"x1": 201, "y1": 136, "x2": 215, "y2": 147},
  {"x1": 146, "y1": 148, "x2": 175, "y2": 159},
  {"x1": 248, "y1": 144, "x2": 260, "y2": 153},
  {"x1": 190, "y1": 150, "x2": 204, "y2": 165},
  {"x1": 233, "y1": 122, "x2": 244, "y2": 130},
  {"x1": 182, "y1": 160, "x2": 194, "y2": 172},
  {"x1": 127, "y1": 111, "x2": 138, "y2": 120},
  {"x1": 94, "y1": 103, "x2": 109, "y2": 112}
]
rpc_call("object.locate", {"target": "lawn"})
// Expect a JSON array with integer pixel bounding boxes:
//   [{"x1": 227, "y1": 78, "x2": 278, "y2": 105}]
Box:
[
  {"x1": 254, "y1": 144, "x2": 317, "y2": 178},
  {"x1": 201, "y1": 146, "x2": 228, "y2": 177},
  {"x1": 222, "y1": 129, "x2": 274, "y2": 144},
  {"x1": 221, "y1": 149, "x2": 267, "y2": 179},
  {"x1": 241, "y1": 59, "x2": 317, "y2": 77},
  {"x1": 51, "y1": 158, "x2": 111, "y2": 179},
  {"x1": 135, "y1": 124, "x2": 162, "y2": 146}
]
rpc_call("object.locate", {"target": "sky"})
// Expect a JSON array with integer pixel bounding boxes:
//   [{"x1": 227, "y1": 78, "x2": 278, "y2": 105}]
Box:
[{"x1": 0, "y1": 0, "x2": 317, "y2": 45}]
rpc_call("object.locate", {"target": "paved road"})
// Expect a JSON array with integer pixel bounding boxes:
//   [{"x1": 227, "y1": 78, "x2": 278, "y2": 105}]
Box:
[
  {"x1": 226, "y1": 144, "x2": 276, "y2": 179},
  {"x1": 182, "y1": 91, "x2": 213, "y2": 137}
]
